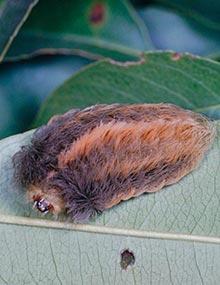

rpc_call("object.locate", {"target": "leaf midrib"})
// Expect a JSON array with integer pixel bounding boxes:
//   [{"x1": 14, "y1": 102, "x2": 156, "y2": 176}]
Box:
[{"x1": 0, "y1": 214, "x2": 220, "y2": 245}]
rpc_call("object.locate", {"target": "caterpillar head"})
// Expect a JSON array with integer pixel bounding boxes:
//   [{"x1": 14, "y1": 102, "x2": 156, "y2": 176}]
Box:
[
  {"x1": 28, "y1": 184, "x2": 65, "y2": 216},
  {"x1": 33, "y1": 196, "x2": 53, "y2": 214}
]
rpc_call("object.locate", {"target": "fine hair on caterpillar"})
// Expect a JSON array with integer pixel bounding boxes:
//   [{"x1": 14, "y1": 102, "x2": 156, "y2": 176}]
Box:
[{"x1": 13, "y1": 103, "x2": 216, "y2": 222}]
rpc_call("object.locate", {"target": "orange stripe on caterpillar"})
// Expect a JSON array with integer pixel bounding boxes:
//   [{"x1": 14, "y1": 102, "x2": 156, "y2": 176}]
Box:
[
  {"x1": 56, "y1": 118, "x2": 214, "y2": 212},
  {"x1": 12, "y1": 104, "x2": 215, "y2": 222}
]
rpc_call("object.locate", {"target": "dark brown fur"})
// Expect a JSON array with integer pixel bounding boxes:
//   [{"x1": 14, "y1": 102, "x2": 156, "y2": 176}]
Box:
[{"x1": 13, "y1": 104, "x2": 215, "y2": 221}]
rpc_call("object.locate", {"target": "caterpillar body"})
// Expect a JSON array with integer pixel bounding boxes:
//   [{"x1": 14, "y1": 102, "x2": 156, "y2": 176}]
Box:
[{"x1": 13, "y1": 103, "x2": 215, "y2": 221}]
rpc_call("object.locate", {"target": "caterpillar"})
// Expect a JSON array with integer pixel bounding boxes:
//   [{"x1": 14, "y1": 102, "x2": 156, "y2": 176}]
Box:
[{"x1": 13, "y1": 103, "x2": 215, "y2": 222}]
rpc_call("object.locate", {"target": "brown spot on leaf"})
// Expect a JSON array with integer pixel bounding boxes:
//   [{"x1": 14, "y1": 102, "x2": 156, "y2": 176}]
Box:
[
  {"x1": 171, "y1": 52, "x2": 182, "y2": 61},
  {"x1": 89, "y1": 3, "x2": 105, "y2": 25},
  {"x1": 120, "y1": 249, "x2": 135, "y2": 270}
]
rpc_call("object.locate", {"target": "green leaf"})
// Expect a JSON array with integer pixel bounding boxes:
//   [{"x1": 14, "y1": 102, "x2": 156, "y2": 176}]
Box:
[
  {"x1": 35, "y1": 51, "x2": 220, "y2": 126},
  {"x1": 0, "y1": 55, "x2": 91, "y2": 139},
  {"x1": 138, "y1": 6, "x2": 220, "y2": 57},
  {"x1": 6, "y1": 0, "x2": 153, "y2": 62},
  {"x1": 0, "y1": 0, "x2": 39, "y2": 62},
  {"x1": 0, "y1": 120, "x2": 219, "y2": 283}
]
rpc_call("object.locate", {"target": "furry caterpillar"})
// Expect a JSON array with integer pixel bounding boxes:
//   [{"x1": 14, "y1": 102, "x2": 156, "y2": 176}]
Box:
[{"x1": 13, "y1": 103, "x2": 215, "y2": 221}]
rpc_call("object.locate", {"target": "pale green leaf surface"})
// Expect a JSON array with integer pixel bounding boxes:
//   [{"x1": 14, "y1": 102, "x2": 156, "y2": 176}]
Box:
[
  {"x1": 0, "y1": 120, "x2": 219, "y2": 285},
  {"x1": 0, "y1": 221, "x2": 220, "y2": 284},
  {"x1": 35, "y1": 52, "x2": 220, "y2": 125},
  {"x1": 0, "y1": 0, "x2": 39, "y2": 62}
]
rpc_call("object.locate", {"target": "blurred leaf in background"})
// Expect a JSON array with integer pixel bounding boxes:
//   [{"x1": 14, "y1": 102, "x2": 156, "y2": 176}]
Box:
[
  {"x1": 0, "y1": 0, "x2": 39, "y2": 62},
  {"x1": 157, "y1": 0, "x2": 220, "y2": 25},
  {"x1": 138, "y1": 5, "x2": 220, "y2": 57},
  {"x1": 6, "y1": 0, "x2": 153, "y2": 61},
  {"x1": 0, "y1": 0, "x2": 220, "y2": 138},
  {"x1": 0, "y1": 55, "x2": 90, "y2": 138}
]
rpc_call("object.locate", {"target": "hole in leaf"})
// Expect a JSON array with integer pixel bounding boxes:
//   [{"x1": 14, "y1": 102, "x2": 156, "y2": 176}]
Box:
[{"x1": 120, "y1": 249, "x2": 135, "y2": 270}]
